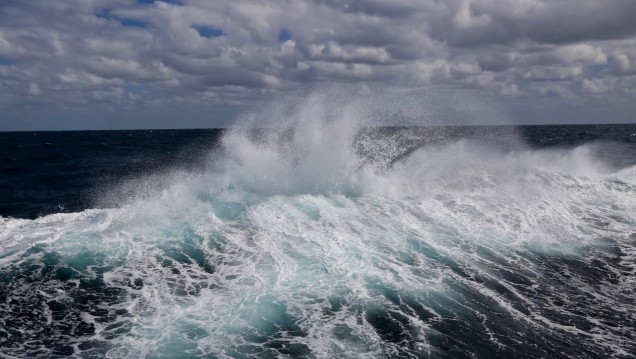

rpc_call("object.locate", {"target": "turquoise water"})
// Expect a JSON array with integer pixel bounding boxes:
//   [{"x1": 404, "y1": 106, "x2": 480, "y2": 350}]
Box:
[{"x1": 1, "y1": 107, "x2": 636, "y2": 357}]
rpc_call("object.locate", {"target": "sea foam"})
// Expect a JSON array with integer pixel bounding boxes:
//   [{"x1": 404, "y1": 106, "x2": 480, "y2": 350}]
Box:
[{"x1": 1, "y1": 90, "x2": 635, "y2": 358}]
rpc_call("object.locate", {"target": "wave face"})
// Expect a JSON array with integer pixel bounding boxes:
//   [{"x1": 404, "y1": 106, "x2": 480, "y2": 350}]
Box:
[{"x1": 1, "y1": 97, "x2": 636, "y2": 358}]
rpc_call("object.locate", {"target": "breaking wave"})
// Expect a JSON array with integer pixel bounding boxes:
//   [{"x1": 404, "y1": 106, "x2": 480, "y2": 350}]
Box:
[{"x1": 1, "y1": 93, "x2": 635, "y2": 358}]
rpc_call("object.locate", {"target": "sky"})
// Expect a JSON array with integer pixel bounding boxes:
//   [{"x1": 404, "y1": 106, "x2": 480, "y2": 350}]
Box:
[{"x1": 1, "y1": 0, "x2": 636, "y2": 130}]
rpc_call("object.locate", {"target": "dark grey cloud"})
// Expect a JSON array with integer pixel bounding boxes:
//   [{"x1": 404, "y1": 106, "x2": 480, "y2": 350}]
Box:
[
  {"x1": 312, "y1": 0, "x2": 440, "y2": 19},
  {"x1": 0, "y1": 0, "x2": 635, "y2": 129},
  {"x1": 433, "y1": 0, "x2": 636, "y2": 47}
]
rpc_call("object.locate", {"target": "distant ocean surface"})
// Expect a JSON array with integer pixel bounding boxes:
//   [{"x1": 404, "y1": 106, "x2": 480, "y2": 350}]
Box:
[{"x1": 1, "y1": 124, "x2": 636, "y2": 358}]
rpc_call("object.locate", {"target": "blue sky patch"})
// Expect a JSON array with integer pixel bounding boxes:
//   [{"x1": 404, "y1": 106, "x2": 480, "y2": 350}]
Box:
[
  {"x1": 0, "y1": 58, "x2": 14, "y2": 66},
  {"x1": 278, "y1": 28, "x2": 293, "y2": 42},
  {"x1": 137, "y1": 0, "x2": 182, "y2": 4},
  {"x1": 585, "y1": 64, "x2": 609, "y2": 78},
  {"x1": 95, "y1": 9, "x2": 111, "y2": 20},
  {"x1": 119, "y1": 18, "x2": 148, "y2": 28},
  {"x1": 95, "y1": 9, "x2": 148, "y2": 28},
  {"x1": 192, "y1": 25, "x2": 225, "y2": 38}
]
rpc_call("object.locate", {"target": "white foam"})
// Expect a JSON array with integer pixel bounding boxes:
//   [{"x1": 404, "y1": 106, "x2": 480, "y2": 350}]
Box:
[{"x1": 1, "y1": 91, "x2": 635, "y2": 357}]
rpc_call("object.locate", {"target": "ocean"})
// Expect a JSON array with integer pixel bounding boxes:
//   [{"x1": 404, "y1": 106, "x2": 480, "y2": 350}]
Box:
[{"x1": 1, "y1": 123, "x2": 636, "y2": 358}]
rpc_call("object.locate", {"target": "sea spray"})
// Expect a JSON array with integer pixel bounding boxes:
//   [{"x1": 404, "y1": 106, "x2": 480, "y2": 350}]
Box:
[{"x1": 1, "y1": 93, "x2": 635, "y2": 358}]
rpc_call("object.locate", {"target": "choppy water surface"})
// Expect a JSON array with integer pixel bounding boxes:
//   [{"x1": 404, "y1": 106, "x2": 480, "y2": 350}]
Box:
[{"x1": 1, "y1": 106, "x2": 636, "y2": 358}]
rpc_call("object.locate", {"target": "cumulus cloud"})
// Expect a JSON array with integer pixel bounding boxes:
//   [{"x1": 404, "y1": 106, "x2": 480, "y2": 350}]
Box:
[{"x1": 0, "y1": 0, "x2": 635, "y2": 128}]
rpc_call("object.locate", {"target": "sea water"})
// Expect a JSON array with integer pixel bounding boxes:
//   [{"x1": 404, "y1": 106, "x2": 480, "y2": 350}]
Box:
[{"x1": 1, "y1": 97, "x2": 635, "y2": 358}]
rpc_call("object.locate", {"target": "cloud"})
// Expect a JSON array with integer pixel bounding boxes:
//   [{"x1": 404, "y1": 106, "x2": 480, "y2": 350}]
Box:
[
  {"x1": 434, "y1": 0, "x2": 636, "y2": 47},
  {"x1": 609, "y1": 49, "x2": 636, "y2": 76},
  {"x1": 0, "y1": 0, "x2": 635, "y2": 129}
]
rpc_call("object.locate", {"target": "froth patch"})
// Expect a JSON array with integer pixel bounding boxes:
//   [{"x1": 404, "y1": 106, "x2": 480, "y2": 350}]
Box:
[{"x1": 2, "y1": 111, "x2": 635, "y2": 357}]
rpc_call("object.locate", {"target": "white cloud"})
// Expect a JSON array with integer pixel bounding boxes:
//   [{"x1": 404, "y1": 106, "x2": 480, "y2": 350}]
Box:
[
  {"x1": 552, "y1": 44, "x2": 607, "y2": 65},
  {"x1": 522, "y1": 67, "x2": 583, "y2": 81},
  {"x1": 453, "y1": 0, "x2": 492, "y2": 30},
  {"x1": 29, "y1": 83, "x2": 41, "y2": 95},
  {"x1": 582, "y1": 78, "x2": 617, "y2": 94},
  {"x1": 609, "y1": 50, "x2": 636, "y2": 75},
  {"x1": 0, "y1": 0, "x2": 635, "y2": 128}
]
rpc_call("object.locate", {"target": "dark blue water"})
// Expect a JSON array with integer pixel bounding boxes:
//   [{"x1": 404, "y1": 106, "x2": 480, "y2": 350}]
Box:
[
  {"x1": 2, "y1": 125, "x2": 634, "y2": 220},
  {"x1": 1, "y1": 124, "x2": 635, "y2": 358},
  {"x1": 1, "y1": 129, "x2": 223, "y2": 219}
]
